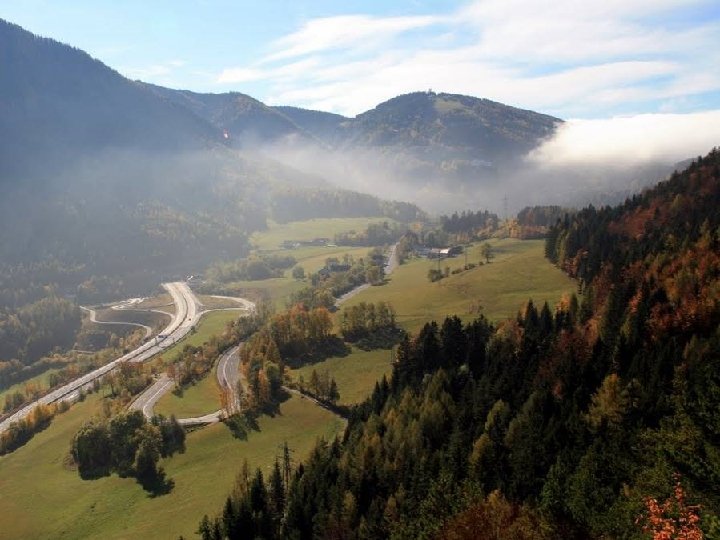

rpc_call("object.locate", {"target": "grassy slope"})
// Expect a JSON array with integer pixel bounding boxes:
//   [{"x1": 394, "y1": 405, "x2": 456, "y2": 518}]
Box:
[
  {"x1": 287, "y1": 239, "x2": 576, "y2": 407},
  {"x1": 152, "y1": 310, "x2": 244, "y2": 417},
  {"x1": 218, "y1": 246, "x2": 373, "y2": 310},
  {"x1": 289, "y1": 347, "x2": 393, "y2": 406},
  {"x1": 343, "y1": 238, "x2": 576, "y2": 333},
  {"x1": 0, "y1": 393, "x2": 343, "y2": 540},
  {"x1": 251, "y1": 217, "x2": 392, "y2": 250},
  {"x1": 156, "y1": 310, "x2": 239, "y2": 364},
  {"x1": 0, "y1": 367, "x2": 64, "y2": 405},
  {"x1": 154, "y1": 366, "x2": 221, "y2": 418}
]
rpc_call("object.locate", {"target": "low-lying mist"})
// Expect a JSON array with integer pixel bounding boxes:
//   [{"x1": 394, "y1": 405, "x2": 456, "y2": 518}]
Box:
[{"x1": 254, "y1": 110, "x2": 720, "y2": 215}]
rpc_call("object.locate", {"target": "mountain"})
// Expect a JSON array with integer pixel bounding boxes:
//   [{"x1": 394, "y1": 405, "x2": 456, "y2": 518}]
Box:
[
  {"x1": 0, "y1": 19, "x2": 222, "y2": 182},
  {"x1": 143, "y1": 84, "x2": 315, "y2": 145},
  {"x1": 0, "y1": 18, "x2": 419, "y2": 303},
  {"x1": 339, "y1": 91, "x2": 560, "y2": 159},
  {"x1": 153, "y1": 88, "x2": 563, "y2": 205},
  {"x1": 273, "y1": 93, "x2": 564, "y2": 212},
  {"x1": 272, "y1": 106, "x2": 348, "y2": 143}
]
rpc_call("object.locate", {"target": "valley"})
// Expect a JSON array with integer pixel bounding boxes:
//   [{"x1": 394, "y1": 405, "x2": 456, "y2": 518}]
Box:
[{"x1": 0, "y1": 7, "x2": 717, "y2": 539}]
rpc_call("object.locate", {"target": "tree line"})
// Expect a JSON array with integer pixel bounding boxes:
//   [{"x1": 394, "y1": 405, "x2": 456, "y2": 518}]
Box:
[
  {"x1": 339, "y1": 301, "x2": 402, "y2": 350},
  {"x1": 72, "y1": 410, "x2": 185, "y2": 494}
]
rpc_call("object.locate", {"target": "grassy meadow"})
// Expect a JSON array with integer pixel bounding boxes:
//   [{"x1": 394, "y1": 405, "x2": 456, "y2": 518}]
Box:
[
  {"x1": 285, "y1": 238, "x2": 576, "y2": 407},
  {"x1": 250, "y1": 217, "x2": 392, "y2": 251},
  {"x1": 342, "y1": 238, "x2": 576, "y2": 333},
  {"x1": 155, "y1": 310, "x2": 240, "y2": 364},
  {"x1": 288, "y1": 347, "x2": 394, "y2": 406},
  {"x1": 216, "y1": 217, "x2": 395, "y2": 309},
  {"x1": 154, "y1": 365, "x2": 222, "y2": 418},
  {"x1": 0, "y1": 392, "x2": 343, "y2": 540}
]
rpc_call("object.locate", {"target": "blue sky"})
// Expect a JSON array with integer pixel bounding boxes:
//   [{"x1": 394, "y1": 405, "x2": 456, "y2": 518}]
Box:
[{"x1": 1, "y1": 0, "x2": 719, "y2": 120}]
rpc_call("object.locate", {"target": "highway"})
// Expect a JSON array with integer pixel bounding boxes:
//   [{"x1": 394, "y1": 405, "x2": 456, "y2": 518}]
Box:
[
  {"x1": 130, "y1": 344, "x2": 243, "y2": 423},
  {"x1": 127, "y1": 296, "x2": 254, "y2": 424},
  {"x1": 0, "y1": 282, "x2": 200, "y2": 434}
]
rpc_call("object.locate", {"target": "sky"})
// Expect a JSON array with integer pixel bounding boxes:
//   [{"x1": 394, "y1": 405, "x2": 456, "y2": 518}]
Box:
[{"x1": 1, "y1": 0, "x2": 719, "y2": 120}]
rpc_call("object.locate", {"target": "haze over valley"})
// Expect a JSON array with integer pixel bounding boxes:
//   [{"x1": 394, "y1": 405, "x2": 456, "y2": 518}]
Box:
[{"x1": 0, "y1": 2, "x2": 718, "y2": 539}]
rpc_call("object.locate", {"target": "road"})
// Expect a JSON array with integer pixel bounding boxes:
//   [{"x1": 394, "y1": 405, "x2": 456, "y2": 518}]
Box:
[
  {"x1": 81, "y1": 306, "x2": 153, "y2": 340},
  {"x1": 217, "y1": 345, "x2": 242, "y2": 413},
  {"x1": 384, "y1": 242, "x2": 399, "y2": 275},
  {"x1": 335, "y1": 242, "x2": 399, "y2": 307},
  {"x1": 129, "y1": 375, "x2": 174, "y2": 419},
  {"x1": 0, "y1": 282, "x2": 200, "y2": 434},
  {"x1": 130, "y1": 344, "x2": 243, "y2": 423}
]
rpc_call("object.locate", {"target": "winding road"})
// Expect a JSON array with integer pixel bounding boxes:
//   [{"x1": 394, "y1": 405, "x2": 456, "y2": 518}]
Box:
[
  {"x1": 0, "y1": 282, "x2": 200, "y2": 434},
  {"x1": 81, "y1": 306, "x2": 153, "y2": 340},
  {"x1": 335, "y1": 242, "x2": 399, "y2": 307},
  {"x1": 130, "y1": 344, "x2": 244, "y2": 425}
]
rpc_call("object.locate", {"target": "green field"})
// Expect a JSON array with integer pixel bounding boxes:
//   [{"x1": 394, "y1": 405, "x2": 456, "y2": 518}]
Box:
[
  {"x1": 212, "y1": 277, "x2": 306, "y2": 310},
  {"x1": 289, "y1": 239, "x2": 575, "y2": 408},
  {"x1": 289, "y1": 347, "x2": 393, "y2": 406},
  {"x1": 289, "y1": 246, "x2": 370, "y2": 275},
  {"x1": 208, "y1": 217, "x2": 398, "y2": 309},
  {"x1": 250, "y1": 217, "x2": 393, "y2": 251},
  {"x1": 218, "y1": 245, "x2": 375, "y2": 310},
  {"x1": 343, "y1": 238, "x2": 576, "y2": 333},
  {"x1": 155, "y1": 310, "x2": 240, "y2": 364},
  {"x1": 0, "y1": 392, "x2": 344, "y2": 540},
  {"x1": 154, "y1": 366, "x2": 221, "y2": 418}
]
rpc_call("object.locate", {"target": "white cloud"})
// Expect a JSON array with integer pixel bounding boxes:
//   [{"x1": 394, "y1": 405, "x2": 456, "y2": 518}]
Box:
[
  {"x1": 528, "y1": 110, "x2": 720, "y2": 165},
  {"x1": 214, "y1": 0, "x2": 720, "y2": 118},
  {"x1": 262, "y1": 14, "x2": 442, "y2": 62}
]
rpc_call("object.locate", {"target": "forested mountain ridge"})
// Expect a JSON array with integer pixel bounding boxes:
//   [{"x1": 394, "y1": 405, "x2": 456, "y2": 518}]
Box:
[
  {"x1": 156, "y1": 88, "x2": 563, "y2": 199},
  {"x1": 200, "y1": 150, "x2": 720, "y2": 538},
  {"x1": 142, "y1": 84, "x2": 317, "y2": 146},
  {"x1": 272, "y1": 106, "x2": 348, "y2": 143},
  {"x1": 0, "y1": 19, "x2": 221, "y2": 182},
  {"x1": 338, "y1": 91, "x2": 560, "y2": 158}
]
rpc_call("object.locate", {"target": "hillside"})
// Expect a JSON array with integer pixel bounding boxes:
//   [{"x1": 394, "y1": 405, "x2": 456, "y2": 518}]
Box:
[
  {"x1": 272, "y1": 106, "x2": 348, "y2": 143},
  {"x1": 340, "y1": 91, "x2": 559, "y2": 159},
  {"x1": 144, "y1": 84, "x2": 315, "y2": 146},
  {"x1": 0, "y1": 19, "x2": 420, "y2": 296},
  {"x1": 0, "y1": 19, "x2": 220, "y2": 182},
  {"x1": 274, "y1": 91, "x2": 562, "y2": 189},
  {"x1": 199, "y1": 149, "x2": 720, "y2": 538}
]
